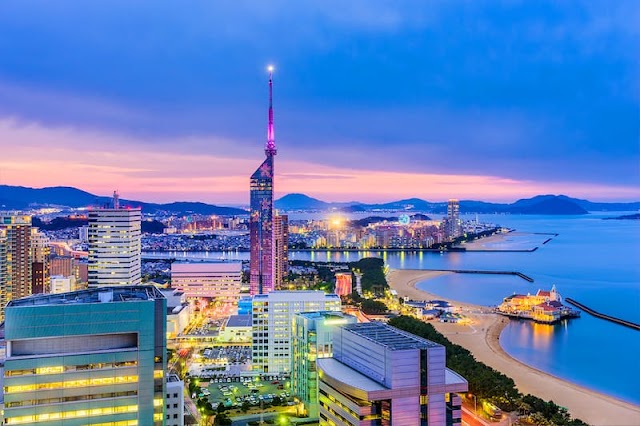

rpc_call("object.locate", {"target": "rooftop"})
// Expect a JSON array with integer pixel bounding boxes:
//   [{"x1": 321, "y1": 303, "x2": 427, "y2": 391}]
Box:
[
  {"x1": 227, "y1": 314, "x2": 252, "y2": 328},
  {"x1": 342, "y1": 322, "x2": 441, "y2": 350},
  {"x1": 298, "y1": 311, "x2": 354, "y2": 321},
  {"x1": 7, "y1": 286, "x2": 165, "y2": 308}
]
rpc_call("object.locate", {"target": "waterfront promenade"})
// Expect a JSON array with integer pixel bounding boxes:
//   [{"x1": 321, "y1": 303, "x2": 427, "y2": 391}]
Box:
[{"x1": 388, "y1": 269, "x2": 640, "y2": 426}]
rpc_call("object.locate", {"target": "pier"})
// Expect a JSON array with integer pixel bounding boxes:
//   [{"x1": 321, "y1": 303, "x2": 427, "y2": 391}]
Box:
[
  {"x1": 421, "y1": 268, "x2": 534, "y2": 282},
  {"x1": 565, "y1": 298, "x2": 640, "y2": 331}
]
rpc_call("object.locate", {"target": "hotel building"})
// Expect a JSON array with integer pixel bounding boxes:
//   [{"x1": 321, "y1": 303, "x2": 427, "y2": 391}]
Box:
[
  {"x1": 292, "y1": 311, "x2": 357, "y2": 418},
  {"x1": 88, "y1": 202, "x2": 141, "y2": 287},
  {"x1": 2, "y1": 286, "x2": 167, "y2": 426},
  {"x1": 317, "y1": 322, "x2": 468, "y2": 426},
  {"x1": 252, "y1": 291, "x2": 341, "y2": 374},
  {"x1": 170, "y1": 261, "x2": 242, "y2": 301},
  {"x1": 0, "y1": 215, "x2": 32, "y2": 322}
]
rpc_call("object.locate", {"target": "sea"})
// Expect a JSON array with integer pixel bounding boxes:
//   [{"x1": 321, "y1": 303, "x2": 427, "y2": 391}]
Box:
[{"x1": 145, "y1": 212, "x2": 640, "y2": 405}]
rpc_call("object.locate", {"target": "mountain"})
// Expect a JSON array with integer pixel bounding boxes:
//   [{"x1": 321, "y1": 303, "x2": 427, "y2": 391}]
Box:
[
  {"x1": 275, "y1": 193, "x2": 331, "y2": 210},
  {"x1": 0, "y1": 185, "x2": 247, "y2": 215},
  {"x1": 510, "y1": 196, "x2": 588, "y2": 215},
  {"x1": 274, "y1": 193, "x2": 606, "y2": 215}
]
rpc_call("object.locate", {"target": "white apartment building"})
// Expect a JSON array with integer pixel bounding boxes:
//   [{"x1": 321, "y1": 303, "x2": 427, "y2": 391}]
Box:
[
  {"x1": 171, "y1": 261, "x2": 242, "y2": 301},
  {"x1": 252, "y1": 291, "x2": 341, "y2": 374},
  {"x1": 88, "y1": 207, "x2": 141, "y2": 286},
  {"x1": 166, "y1": 374, "x2": 185, "y2": 426},
  {"x1": 50, "y1": 275, "x2": 77, "y2": 294}
]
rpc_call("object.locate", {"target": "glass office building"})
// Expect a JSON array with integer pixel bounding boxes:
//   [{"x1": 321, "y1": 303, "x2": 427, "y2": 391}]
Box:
[{"x1": 3, "y1": 286, "x2": 167, "y2": 425}]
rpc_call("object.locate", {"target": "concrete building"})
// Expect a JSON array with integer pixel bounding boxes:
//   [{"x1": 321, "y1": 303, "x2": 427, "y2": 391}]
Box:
[
  {"x1": 252, "y1": 291, "x2": 341, "y2": 374},
  {"x1": 292, "y1": 311, "x2": 357, "y2": 418},
  {"x1": 273, "y1": 214, "x2": 289, "y2": 289},
  {"x1": 445, "y1": 199, "x2": 461, "y2": 241},
  {"x1": 171, "y1": 262, "x2": 242, "y2": 301},
  {"x1": 219, "y1": 314, "x2": 252, "y2": 343},
  {"x1": 31, "y1": 228, "x2": 50, "y2": 294},
  {"x1": 317, "y1": 322, "x2": 467, "y2": 426},
  {"x1": 165, "y1": 374, "x2": 185, "y2": 426},
  {"x1": 50, "y1": 275, "x2": 78, "y2": 294},
  {"x1": 88, "y1": 202, "x2": 142, "y2": 287},
  {"x1": 3, "y1": 286, "x2": 167, "y2": 425},
  {"x1": 160, "y1": 289, "x2": 191, "y2": 339},
  {"x1": 0, "y1": 215, "x2": 32, "y2": 322}
]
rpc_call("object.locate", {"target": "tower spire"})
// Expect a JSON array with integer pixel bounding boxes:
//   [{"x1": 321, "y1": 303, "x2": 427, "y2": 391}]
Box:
[{"x1": 265, "y1": 65, "x2": 277, "y2": 157}]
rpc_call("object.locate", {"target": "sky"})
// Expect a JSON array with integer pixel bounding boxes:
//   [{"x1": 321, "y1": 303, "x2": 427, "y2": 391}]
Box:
[{"x1": 0, "y1": 0, "x2": 638, "y2": 205}]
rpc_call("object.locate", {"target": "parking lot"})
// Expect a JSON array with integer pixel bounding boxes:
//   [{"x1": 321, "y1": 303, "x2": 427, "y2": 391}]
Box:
[{"x1": 198, "y1": 378, "x2": 294, "y2": 409}]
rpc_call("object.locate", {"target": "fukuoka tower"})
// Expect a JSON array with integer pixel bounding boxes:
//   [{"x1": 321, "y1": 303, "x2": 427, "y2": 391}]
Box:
[{"x1": 249, "y1": 66, "x2": 277, "y2": 295}]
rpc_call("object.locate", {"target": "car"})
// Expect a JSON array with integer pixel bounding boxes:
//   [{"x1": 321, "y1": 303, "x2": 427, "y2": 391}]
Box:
[{"x1": 271, "y1": 381, "x2": 279, "y2": 384}]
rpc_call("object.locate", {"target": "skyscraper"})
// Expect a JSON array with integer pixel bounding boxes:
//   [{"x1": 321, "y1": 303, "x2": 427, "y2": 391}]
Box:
[
  {"x1": 273, "y1": 214, "x2": 289, "y2": 289},
  {"x1": 446, "y1": 199, "x2": 461, "y2": 240},
  {"x1": 250, "y1": 67, "x2": 277, "y2": 295},
  {"x1": 88, "y1": 192, "x2": 142, "y2": 287},
  {"x1": 3, "y1": 286, "x2": 167, "y2": 425},
  {"x1": 0, "y1": 215, "x2": 32, "y2": 321}
]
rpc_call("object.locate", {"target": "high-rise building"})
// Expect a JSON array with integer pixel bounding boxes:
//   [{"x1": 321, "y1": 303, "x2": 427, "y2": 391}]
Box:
[
  {"x1": 250, "y1": 68, "x2": 278, "y2": 295},
  {"x1": 292, "y1": 311, "x2": 357, "y2": 418},
  {"x1": 171, "y1": 261, "x2": 242, "y2": 301},
  {"x1": 0, "y1": 228, "x2": 7, "y2": 319},
  {"x1": 252, "y1": 291, "x2": 341, "y2": 374},
  {"x1": 31, "y1": 227, "x2": 50, "y2": 294},
  {"x1": 317, "y1": 322, "x2": 468, "y2": 426},
  {"x1": 446, "y1": 199, "x2": 461, "y2": 240},
  {"x1": 3, "y1": 286, "x2": 167, "y2": 425},
  {"x1": 273, "y1": 214, "x2": 289, "y2": 289},
  {"x1": 88, "y1": 193, "x2": 141, "y2": 287},
  {"x1": 0, "y1": 215, "x2": 32, "y2": 321},
  {"x1": 50, "y1": 255, "x2": 74, "y2": 277},
  {"x1": 50, "y1": 274, "x2": 77, "y2": 294}
]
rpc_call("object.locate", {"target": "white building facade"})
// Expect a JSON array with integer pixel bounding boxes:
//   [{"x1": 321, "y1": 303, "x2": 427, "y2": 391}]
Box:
[
  {"x1": 171, "y1": 262, "x2": 242, "y2": 301},
  {"x1": 88, "y1": 207, "x2": 141, "y2": 286},
  {"x1": 317, "y1": 322, "x2": 468, "y2": 426},
  {"x1": 252, "y1": 291, "x2": 341, "y2": 374},
  {"x1": 165, "y1": 374, "x2": 185, "y2": 426}
]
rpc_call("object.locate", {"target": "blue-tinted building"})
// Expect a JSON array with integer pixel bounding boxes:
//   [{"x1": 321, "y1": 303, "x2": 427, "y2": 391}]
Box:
[{"x1": 3, "y1": 286, "x2": 167, "y2": 425}]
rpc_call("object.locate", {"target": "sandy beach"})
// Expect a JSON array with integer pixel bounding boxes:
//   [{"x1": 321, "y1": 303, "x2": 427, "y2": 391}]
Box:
[{"x1": 387, "y1": 269, "x2": 640, "y2": 426}]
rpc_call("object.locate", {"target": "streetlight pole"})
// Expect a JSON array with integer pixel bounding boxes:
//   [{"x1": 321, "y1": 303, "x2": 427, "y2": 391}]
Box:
[{"x1": 470, "y1": 393, "x2": 477, "y2": 414}]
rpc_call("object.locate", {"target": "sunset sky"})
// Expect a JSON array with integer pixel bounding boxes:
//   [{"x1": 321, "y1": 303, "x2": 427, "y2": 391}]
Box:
[{"x1": 0, "y1": 1, "x2": 638, "y2": 205}]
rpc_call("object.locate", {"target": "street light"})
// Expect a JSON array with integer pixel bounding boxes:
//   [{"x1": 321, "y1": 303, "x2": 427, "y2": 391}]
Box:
[{"x1": 468, "y1": 393, "x2": 477, "y2": 414}]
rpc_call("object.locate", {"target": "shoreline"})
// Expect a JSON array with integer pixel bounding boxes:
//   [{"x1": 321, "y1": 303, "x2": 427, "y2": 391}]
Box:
[{"x1": 387, "y1": 269, "x2": 640, "y2": 426}]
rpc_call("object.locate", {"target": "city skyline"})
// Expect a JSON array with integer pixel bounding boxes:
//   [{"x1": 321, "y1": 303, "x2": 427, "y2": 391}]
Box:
[{"x1": 0, "y1": 1, "x2": 638, "y2": 203}]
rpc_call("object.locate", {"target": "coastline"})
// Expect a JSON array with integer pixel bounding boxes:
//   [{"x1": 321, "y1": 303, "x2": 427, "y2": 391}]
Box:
[{"x1": 387, "y1": 269, "x2": 640, "y2": 426}]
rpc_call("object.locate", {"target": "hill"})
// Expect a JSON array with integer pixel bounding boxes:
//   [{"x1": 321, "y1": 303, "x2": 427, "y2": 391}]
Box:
[{"x1": 0, "y1": 185, "x2": 247, "y2": 216}]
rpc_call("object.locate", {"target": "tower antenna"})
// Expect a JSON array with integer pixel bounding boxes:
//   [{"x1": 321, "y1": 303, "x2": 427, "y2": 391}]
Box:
[{"x1": 265, "y1": 65, "x2": 277, "y2": 157}]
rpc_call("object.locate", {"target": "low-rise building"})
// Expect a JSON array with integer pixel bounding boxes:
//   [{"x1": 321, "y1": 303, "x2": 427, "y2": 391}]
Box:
[
  {"x1": 219, "y1": 314, "x2": 252, "y2": 342},
  {"x1": 165, "y1": 374, "x2": 185, "y2": 426},
  {"x1": 317, "y1": 322, "x2": 467, "y2": 426},
  {"x1": 171, "y1": 261, "x2": 242, "y2": 301}
]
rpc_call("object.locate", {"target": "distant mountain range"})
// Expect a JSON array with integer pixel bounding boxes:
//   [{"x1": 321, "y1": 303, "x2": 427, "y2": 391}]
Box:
[
  {"x1": 0, "y1": 185, "x2": 247, "y2": 216},
  {"x1": 275, "y1": 193, "x2": 640, "y2": 215},
  {"x1": 1, "y1": 185, "x2": 638, "y2": 216}
]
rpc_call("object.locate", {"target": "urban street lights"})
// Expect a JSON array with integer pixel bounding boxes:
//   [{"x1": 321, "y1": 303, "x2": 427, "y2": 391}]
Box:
[{"x1": 469, "y1": 393, "x2": 477, "y2": 414}]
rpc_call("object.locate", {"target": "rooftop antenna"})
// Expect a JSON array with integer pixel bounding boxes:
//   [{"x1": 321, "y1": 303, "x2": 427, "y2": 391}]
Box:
[
  {"x1": 113, "y1": 190, "x2": 120, "y2": 209},
  {"x1": 265, "y1": 65, "x2": 277, "y2": 157}
]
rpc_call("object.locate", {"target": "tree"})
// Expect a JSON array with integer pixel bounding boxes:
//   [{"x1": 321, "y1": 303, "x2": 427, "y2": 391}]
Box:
[
  {"x1": 241, "y1": 401, "x2": 250, "y2": 413},
  {"x1": 214, "y1": 413, "x2": 232, "y2": 426},
  {"x1": 272, "y1": 396, "x2": 282, "y2": 406}
]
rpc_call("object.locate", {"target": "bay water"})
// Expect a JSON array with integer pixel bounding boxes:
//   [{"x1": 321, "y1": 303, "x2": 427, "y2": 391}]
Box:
[{"x1": 146, "y1": 212, "x2": 640, "y2": 405}]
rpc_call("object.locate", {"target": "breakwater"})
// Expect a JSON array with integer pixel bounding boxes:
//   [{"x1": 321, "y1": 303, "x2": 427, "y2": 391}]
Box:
[
  {"x1": 421, "y1": 268, "x2": 534, "y2": 282},
  {"x1": 565, "y1": 298, "x2": 640, "y2": 331}
]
